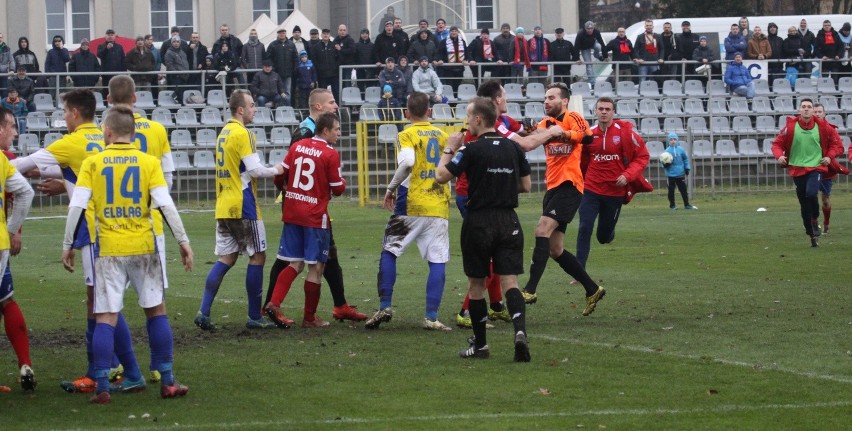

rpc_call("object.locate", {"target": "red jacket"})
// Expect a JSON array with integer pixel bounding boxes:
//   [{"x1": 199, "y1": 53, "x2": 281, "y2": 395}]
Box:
[
  {"x1": 582, "y1": 120, "x2": 651, "y2": 201},
  {"x1": 772, "y1": 116, "x2": 844, "y2": 177}
]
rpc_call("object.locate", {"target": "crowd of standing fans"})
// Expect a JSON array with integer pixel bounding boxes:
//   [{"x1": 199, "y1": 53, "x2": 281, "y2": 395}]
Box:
[{"x1": 1, "y1": 14, "x2": 850, "y2": 114}]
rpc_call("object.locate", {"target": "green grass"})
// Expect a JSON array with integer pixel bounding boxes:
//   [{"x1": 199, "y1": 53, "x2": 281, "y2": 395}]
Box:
[{"x1": 2, "y1": 188, "x2": 852, "y2": 430}]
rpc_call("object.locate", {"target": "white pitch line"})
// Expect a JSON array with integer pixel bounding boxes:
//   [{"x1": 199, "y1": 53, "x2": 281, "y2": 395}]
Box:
[
  {"x1": 535, "y1": 333, "x2": 852, "y2": 385},
  {"x1": 163, "y1": 292, "x2": 852, "y2": 386},
  {"x1": 49, "y1": 400, "x2": 852, "y2": 431}
]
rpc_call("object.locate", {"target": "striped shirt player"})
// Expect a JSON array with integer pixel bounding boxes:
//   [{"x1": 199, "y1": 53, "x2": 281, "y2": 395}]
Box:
[
  {"x1": 454, "y1": 115, "x2": 522, "y2": 217},
  {"x1": 197, "y1": 90, "x2": 285, "y2": 330},
  {"x1": 370, "y1": 105, "x2": 451, "y2": 330},
  {"x1": 521, "y1": 84, "x2": 605, "y2": 316},
  {"x1": 63, "y1": 115, "x2": 193, "y2": 402}
]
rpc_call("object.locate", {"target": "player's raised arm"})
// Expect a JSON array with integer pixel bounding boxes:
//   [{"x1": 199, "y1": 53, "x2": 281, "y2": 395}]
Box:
[{"x1": 515, "y1": 124, "x2": 564, "y2": 152}]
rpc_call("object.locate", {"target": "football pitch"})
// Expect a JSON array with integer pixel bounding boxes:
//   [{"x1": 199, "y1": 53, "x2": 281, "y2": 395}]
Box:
[{"x1": 2, "y1": 189, "x2": 851, "y2": 430}]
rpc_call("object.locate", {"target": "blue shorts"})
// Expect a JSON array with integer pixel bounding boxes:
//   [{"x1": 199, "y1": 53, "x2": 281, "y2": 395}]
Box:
[
  {"x1": 0, "y1": 263, "x2": 12, "y2": 302},
  {"x1": 819, "y1": 179, "x2": 833, "y2": 195},
  {"x1": 277, "y1": 223, "x2": 330, "y2": 264}
]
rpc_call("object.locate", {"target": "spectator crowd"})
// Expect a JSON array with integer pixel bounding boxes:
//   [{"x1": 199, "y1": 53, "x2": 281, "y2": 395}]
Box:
[{"x1": 2, "y1": 14, "x2": 851, "y2": 123}]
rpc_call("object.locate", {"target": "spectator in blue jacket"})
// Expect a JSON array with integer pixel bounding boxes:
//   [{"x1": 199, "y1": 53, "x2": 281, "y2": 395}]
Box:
[
  {"x1": 0, "y1": 88, "x2": 27, "y2": 122},
  {"x1": 724, "y1": 52, "x2": 755, "y2": 99},
  {"x1": 295, "y1": 50, "x2": 317, "y2": 109},
  {"x1": 724, "y1": 24, "x2": 747, "y2": 60},
  {"x1": 44, "y1": 35, "x2": 70, "y2": 93},
  {"x1": 661, "y1": 132, "x2": 696, "y2": 210}
]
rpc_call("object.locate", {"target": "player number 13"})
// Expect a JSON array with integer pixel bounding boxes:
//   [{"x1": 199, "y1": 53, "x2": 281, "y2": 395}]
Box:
[{"x1": 291, "y1": 156, "x2": 315, "y2": 191}]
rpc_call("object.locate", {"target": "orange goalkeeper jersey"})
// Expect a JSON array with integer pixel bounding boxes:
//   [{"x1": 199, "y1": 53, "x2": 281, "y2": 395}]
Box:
[{"x1": 537, "y1": 110, "x2": 591, "y2": 192}]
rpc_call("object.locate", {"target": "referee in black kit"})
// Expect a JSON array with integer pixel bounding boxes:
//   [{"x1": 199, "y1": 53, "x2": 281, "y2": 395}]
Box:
[{"x1": 435, "y1": 97, "x2": 532, "y2": 362}]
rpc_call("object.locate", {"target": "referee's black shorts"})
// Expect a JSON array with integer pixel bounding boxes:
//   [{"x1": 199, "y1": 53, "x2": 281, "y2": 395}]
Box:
[
  {"x1": 542, "y1": 181, "x2": 583, "y2": 233},
  {"x1": 460, "y1": 208, "x2": 524, "y2": 278}
]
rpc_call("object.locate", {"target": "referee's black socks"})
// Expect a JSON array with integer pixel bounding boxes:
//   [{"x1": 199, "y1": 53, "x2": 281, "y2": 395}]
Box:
[
  {"x1": 524, "y1": 236, "x2": 551, "y2": 294},
  {"x1": 504, "y1": 288, "x2": 526, "y2": 335},
  {"x1": 469, "y1": 298, "x2": 488, "y2": 348}
]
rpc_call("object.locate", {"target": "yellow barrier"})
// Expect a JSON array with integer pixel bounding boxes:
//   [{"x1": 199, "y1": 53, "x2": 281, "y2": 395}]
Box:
[{"x1": 356, "y1": 120, "x2": 465, "y2": 206}]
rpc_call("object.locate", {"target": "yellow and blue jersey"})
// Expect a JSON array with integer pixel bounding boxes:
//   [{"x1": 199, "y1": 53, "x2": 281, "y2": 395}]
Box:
[
  {"x1": 0, "y1": 153, "x2": 18, "y2": 250},
  {"x1": 131, "y1": 113, "x2": 172, "y2": 236},
  {"x1": 45, "y1": 122, "x2": 105, "y2": 189},
  {"x1": 395, "y1": 122, "x2": 450, "y2": 219},
  {"x1": 46, "y1": 122, "x2": 105, "y2": 248},
  {"x1": 75, "y1": 143, "x2": 167, "y2": 257},
  {"x1": 215, "y1": 119, "x2": 261, "y2": 220}
]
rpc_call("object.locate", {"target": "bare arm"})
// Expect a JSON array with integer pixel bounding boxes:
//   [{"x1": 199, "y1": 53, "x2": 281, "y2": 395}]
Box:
[
  {"x1": 435, "y1": 132, "x2": 464, "y2": 184},
  {"x1": 518, "y1": 174, "x2": 531, "y2": 193},
  {"x1": 515, "y1": 125, "x2": 563, "y2": 151}
]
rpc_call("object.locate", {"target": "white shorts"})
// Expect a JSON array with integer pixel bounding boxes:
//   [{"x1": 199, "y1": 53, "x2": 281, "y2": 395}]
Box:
[
  {"x1": 82, "y1": 245, "x2": 95, "y2": 287},
  {"x1": 93, "y1": 253, "x2": 165, "y2": 313},
  {"x1": 214, "y1": 219, "x2": 267, "y2": 257},
  {"x1": 0, "y1": 249, "x2": 9, "y2": 302},
  {"x1": 382, "y1": 215, "x2": 449, "y2": 263}
]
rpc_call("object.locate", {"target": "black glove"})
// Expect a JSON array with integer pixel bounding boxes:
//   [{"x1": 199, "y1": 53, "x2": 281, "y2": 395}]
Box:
[
  {"x1": 581, "y1": 135, "x2": 593, "y2": 145},
  {"x1": 684, "y1": 169, "x2": 690, "y2": 176},
  {"x1": 663, "y1": 163, "x2": 672, "y2": 168}
]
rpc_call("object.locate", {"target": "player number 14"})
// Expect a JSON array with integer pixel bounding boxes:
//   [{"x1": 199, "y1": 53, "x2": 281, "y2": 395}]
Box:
[{"x1": 102, "y1": 166, "x2": 142, "y2": 205}]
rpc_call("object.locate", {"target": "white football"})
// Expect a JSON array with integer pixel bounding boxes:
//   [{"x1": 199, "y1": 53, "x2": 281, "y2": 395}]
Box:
[{"x1": 659, "y1": 152, "x2": 673, "y2": 164}]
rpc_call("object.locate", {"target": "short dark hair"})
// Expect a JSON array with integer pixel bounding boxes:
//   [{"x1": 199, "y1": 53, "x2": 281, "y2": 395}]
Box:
[
  {"x1": 596, "y1": 96, "x2": 616, "y2": 111},
  {"x1": 800, "y1": 97, "x2": 814, "y2": 107},
  {"x1": 468, "y1": 96, "x2": 497, "y2": 126},
  {"x1": 229, "y1": 89, "x2": 253, "y2": 114},
  {"x1": 476, "y1": 80, "x2": 503, "y2": 99},
  {"x1": 315, "y1": 112, "x2": 339, "y2": 135},
  {"x1": 0, "y1": 107, "x2": 14, "y2": 128},
  {"x1": 546, "y1": 82, "x2": 570, "y2": 99},
  {"x1": 406, "y1": 92, "x2": 429, "y2": 118},
  {"x1": 62, "y1": 89, "x2": 97, "y2": 121}
]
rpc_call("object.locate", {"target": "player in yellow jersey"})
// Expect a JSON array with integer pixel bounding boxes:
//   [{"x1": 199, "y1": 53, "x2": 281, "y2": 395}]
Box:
[
  {"x1": 9, "y1": 89, "x2": 129, "y2": 393},
  {"x1": 195, "y1": 90, "x2": 285, "y2": 330},
  {"x1": 366, "y1": 92, "x2": 453, "y2": 331},
  {"x1": 0, "y1": 107, "x2": 36, "y2": 391},
  {"x1": 61, "y1": 105, "x2": 193, "y2": 404},
  {"x1": 106, "y1": 75, "x2": 174, "y2": 383}
]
